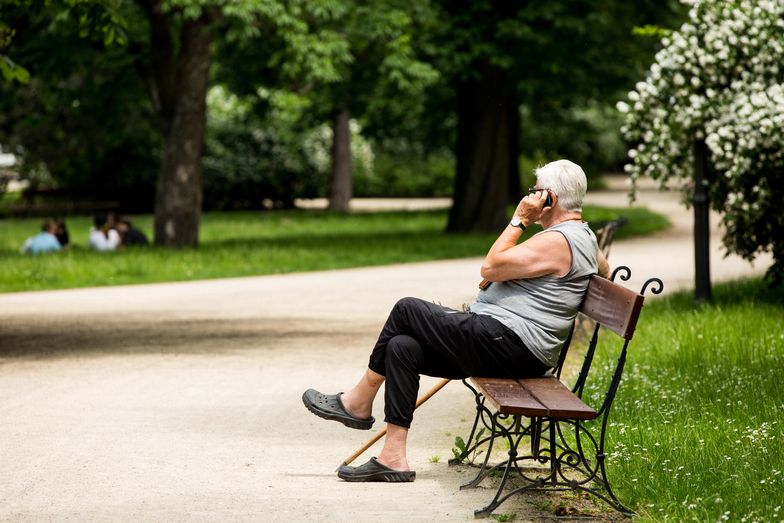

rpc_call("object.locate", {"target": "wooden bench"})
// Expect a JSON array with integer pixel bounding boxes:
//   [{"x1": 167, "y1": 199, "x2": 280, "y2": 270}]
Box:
[{"x1": 450, "y1": 266, "x2": 663, "y2": 517}]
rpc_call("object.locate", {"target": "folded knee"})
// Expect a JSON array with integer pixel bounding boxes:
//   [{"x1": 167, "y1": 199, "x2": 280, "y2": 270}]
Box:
[
  {"x1": 394, "y1": 297, "x2": 419, "y2": 313},
  {"x1": 386, "y1": 334, "x2": 422, "y2": 368}
]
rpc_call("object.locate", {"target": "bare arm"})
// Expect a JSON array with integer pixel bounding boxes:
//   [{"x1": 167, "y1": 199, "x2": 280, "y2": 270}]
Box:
[
  {"x1": 481, "y1": 231, "x2": 572, "y2": 281},
  {"x1": 480, "y1": 190, "x2": 572, "y2": 282},
  {"x1": 596, "y1": 247, "x2": 610, "y2": 279}
]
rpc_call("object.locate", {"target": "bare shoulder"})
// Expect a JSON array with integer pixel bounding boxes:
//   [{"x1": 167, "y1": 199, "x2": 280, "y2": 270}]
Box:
[
  {"x1": 522, "y1": 230, "x2": 572, "y2": 276},
  {"x1": 525, "y1": 230, "x2": 570, "y2": 250}
]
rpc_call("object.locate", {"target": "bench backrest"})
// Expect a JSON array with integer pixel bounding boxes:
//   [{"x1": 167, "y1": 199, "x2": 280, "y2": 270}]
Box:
[
  {"x1": 568, "y1": 270, "x2": 655, "y2": 417},
  {"x1": 579, "y1": 275, "x2": 645, "y2": 340},
  {"x1": 553, "y1": 272, "x2": 645, "y2": 377}
]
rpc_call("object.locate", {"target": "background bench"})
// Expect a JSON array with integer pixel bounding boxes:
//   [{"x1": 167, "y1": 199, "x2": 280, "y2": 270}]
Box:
[
  {"x1": 594, "y1": 216, "x2": 628, "y2": 258},
  {"x1": 450, "y1": 266, "x2": 663, "y2": 518}
]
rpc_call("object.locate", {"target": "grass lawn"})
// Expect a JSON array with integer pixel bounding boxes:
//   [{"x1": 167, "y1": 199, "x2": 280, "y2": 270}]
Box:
[
  {"x1": 0, "y1": 205, "x2": 668, "y2": 292},
  {"x1": 581, "y1": 278, "x2": 784, "y2": 521}
]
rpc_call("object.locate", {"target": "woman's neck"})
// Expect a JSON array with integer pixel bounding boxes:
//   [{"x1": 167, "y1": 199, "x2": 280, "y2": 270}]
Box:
[{"x1": 543, "y1": 210, "x2": 582, "y2": 228}]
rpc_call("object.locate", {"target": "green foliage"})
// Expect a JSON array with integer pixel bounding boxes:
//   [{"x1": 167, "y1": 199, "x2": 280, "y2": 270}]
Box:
[
  {"x1": 0, "y1": 54, "x2": 30, "y2": 84},
  {"x1": 492, "y1": 513, "x2": 514, "y2": 523},
  {"x1": 1, "y1": 0, "x2": 126, "y2": 84},
  {"x1": 451, "y1": 436, "x2": 466, "y2": 461},
  {"x1": 53, "y1": 0, "x2": 128, "y2": 45},
  {"x1": 520, "y1": 101, "x2": 628, "y2": 183},
  {"x1": 0, "y1": 2, "x2": 158, "y2": 208},
  {"x1": 0, "y1": 15, "x2": 29, "y2": 83},
  {"x1": 583, "y1": 279, "x2": 784, "y2": 521},
  {"x1": 355, "y1": 146, "x2": 454, "y2": 198},
  {"x1": 631, "y1": 24, "x2": 671, "y2": 39},
  {"x1": 208, "y1": 0, "x2": 442, "y2": 204},
  {"x1": 202, "y1": 86, "x2": 322, "y2": 209},
  {"x1": 424, "y1": 0, "x2": 685, "y2": 113},
  {"x1": 451, "y1": 428, "x2": 485, "y2": 464}
]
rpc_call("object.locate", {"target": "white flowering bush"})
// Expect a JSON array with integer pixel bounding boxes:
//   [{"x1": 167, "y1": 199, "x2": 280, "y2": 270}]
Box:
[{"x1": 619, "y1": 0, "x2": 784, "y2": 284}]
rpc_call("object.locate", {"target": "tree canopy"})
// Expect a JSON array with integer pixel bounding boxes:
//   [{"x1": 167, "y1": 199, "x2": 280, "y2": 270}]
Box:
[{"x1": 2, "y1": 0, "x2": 687, "y2": 245}]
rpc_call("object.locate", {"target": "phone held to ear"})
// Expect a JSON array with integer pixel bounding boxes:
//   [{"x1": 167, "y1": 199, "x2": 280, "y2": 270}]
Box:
[{"x1": 527, "y1": 188, "x2": 553, "y2": 207}]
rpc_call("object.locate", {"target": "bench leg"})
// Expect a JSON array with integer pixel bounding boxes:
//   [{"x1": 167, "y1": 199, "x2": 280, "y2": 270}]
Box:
[
  {"x1": 449, "y1": 380, "x2": 486, "y2": 466},
  {"x1": 472, "y1": 411, "x2": 521, "y2": 518},
  {"x1": 460, "y1": 423, "x2": 498, "y2": 490},
  {"x1": 552, "y1": 419, "x2": 635, "y2": 515},
  {"x1": 530, "y1": 417, "x2": 542, "y2": 459},
  {"x1": 577, "y1": 417, "x2": 635, "y2": 515},
  {"x1": 454, "y1": 383, "x2": 504, "y2": 490}
]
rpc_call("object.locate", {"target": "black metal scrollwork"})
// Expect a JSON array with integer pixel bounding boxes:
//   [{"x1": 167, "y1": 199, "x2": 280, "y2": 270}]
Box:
[
  {"x1": 640, "y1": 277, "x2": 664, "y2": 296},
  {"x1": 553, "y1": 420, "x2": 601, "y2": 485},
  {"x1": 610, "y1": 265, "x2": 631, "y2": 282}
]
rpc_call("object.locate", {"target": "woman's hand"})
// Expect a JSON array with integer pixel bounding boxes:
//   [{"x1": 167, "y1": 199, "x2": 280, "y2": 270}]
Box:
[{"x1": 513, "y1": 190, "x2": 555, "y2": 226}]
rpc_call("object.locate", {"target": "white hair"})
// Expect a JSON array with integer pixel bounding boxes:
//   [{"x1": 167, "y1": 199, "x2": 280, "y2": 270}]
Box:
[{"x1": 535, "y1": 159, "x2": 587, "y2": 212}]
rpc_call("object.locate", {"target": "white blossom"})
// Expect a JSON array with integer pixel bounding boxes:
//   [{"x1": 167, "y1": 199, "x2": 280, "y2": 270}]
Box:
[{"x1": 619, "y1": 0, "x2": 784, "y2": 272}]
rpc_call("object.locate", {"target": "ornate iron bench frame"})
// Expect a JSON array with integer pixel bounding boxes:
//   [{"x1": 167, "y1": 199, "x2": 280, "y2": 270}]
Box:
[{"x1": 449, "y1": 266, "x2": 663, "y2": 518}]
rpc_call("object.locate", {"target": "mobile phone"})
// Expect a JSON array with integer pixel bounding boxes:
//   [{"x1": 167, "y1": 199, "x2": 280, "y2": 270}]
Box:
[{"x1": 527, "y1": 188, "x2": 553, "y2": 207}]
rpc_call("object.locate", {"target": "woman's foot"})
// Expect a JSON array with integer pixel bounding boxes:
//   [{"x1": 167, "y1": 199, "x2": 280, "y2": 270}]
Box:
[
  {"x1": 301, "y1": 389, "x2": 374, "y2": 430},
  {"x1": 339, "y1": 390, "x2": 373, "y2": 420},
  {"x1": 376, "y1": 453, "x2": 410, "y2": 472},
  {"x1": 337, "y1": 457, "x2": 416, "y2": 482}
]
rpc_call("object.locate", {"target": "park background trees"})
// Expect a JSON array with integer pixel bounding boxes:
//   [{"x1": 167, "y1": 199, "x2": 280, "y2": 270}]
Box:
[
  {"x1": 2, "y1": 0, "x2": 684, "y2": 242},
  {"x1": 425, "y1": 0, "x2": 683, "y2": 232}
]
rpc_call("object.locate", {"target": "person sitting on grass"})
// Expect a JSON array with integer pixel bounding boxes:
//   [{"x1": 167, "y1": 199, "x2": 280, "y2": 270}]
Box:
[
  {"x1": 22, "y1": 218, "x2": 62, "y2": 254},
  {"x1": 114, "y1": 215, "x2": 149, "y2": 246},
  {"x1": 54, "y1": 218, "x2": 69, "y2": 249},
  {"x1": 88, "y1": 212, "x2": 121, "y2": 251},
  {"x1": 303, "y1": 159, "x2": 610, "y2": 483}
]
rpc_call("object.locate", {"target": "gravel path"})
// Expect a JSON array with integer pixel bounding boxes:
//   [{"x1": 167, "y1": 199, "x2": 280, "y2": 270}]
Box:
[{"x1": 0, "y1": 179, "x2": 772, "y2": 522}]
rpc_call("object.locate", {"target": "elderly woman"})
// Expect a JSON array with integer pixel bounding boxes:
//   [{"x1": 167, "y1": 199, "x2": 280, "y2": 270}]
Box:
[{"x1": 303, "y1": 159, "x2": 609, "y2": 482}]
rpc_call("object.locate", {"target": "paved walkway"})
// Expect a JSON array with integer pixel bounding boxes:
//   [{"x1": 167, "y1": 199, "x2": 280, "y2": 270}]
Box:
[{"x1": 0, "y1": 180, "x2": 772, "y2": 522}]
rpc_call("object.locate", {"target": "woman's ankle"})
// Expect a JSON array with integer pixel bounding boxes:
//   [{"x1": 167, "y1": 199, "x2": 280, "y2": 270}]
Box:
[
  {"x1": 340, "y1": 391, "x2": 372, "y2": 419},
  {"x1": 376, "y1": 453, "x2": 409, "y2": 472}
]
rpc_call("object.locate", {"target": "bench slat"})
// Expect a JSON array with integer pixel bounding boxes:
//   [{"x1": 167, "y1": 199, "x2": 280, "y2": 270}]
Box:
[
  {"x1": 518, "y1": 377, "x2": 597, "y2": 420},
  {"x1": 470, "y1": 377, "x2": 548, "y2": 416},
  {"x1": 580, "y1": 276, "x2": 645, "y2": 339}
]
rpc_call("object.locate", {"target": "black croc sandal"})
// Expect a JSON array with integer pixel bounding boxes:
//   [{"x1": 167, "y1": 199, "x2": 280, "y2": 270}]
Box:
[
  {"x1": 302, "y1": 389, "x2": 375, "y2": 430},
  {"x1": 337, "y1": 457, "x2": 416, "y2": 483}
]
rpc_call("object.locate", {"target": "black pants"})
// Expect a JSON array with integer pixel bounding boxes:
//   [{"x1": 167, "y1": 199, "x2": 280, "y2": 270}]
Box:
[{"x1": 368, "y1": 297, "x2": 549, "y2": 428}]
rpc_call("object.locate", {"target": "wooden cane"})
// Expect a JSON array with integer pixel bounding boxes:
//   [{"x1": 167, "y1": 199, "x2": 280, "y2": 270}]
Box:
[{"x1": 338, "y1": 378, "x2": 451, "y2": 468}]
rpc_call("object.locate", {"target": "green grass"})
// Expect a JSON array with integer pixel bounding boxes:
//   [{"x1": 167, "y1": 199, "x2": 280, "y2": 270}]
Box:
[
  {"x1": 581, "y1": 279, "x2": 784, "y2": 522},
  {"x1": 0, "y1": 205, "x2": 668, "y2": 292}
]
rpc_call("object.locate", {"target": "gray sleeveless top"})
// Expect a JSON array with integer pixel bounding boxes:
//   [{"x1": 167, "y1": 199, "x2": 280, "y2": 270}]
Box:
[{"x1": 469, "y1": 221, "x2": 598, "y2": 368}]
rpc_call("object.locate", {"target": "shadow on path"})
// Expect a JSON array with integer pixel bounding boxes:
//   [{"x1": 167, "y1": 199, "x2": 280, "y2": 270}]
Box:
[{"x1": 0, "y1": 316, "x2": 372, "y2": 360}]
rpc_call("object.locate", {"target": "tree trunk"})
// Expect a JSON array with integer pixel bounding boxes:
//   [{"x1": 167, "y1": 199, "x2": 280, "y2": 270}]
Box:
[
  {"x1": 153, "y1": 15, "x2": 213, "y2": 247},
  {"x1": 447, "y1": 62, "x2": 517, "y2": 233},
  {"x1": 507, "y1": 100, "x2": 521, "y2": 204},
  {"x1": 136, "y1": 0, "x2": 176, "y2": 126},
  {"x1": 328, "y1": 108, "x2": 352, "y2": 211}
]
